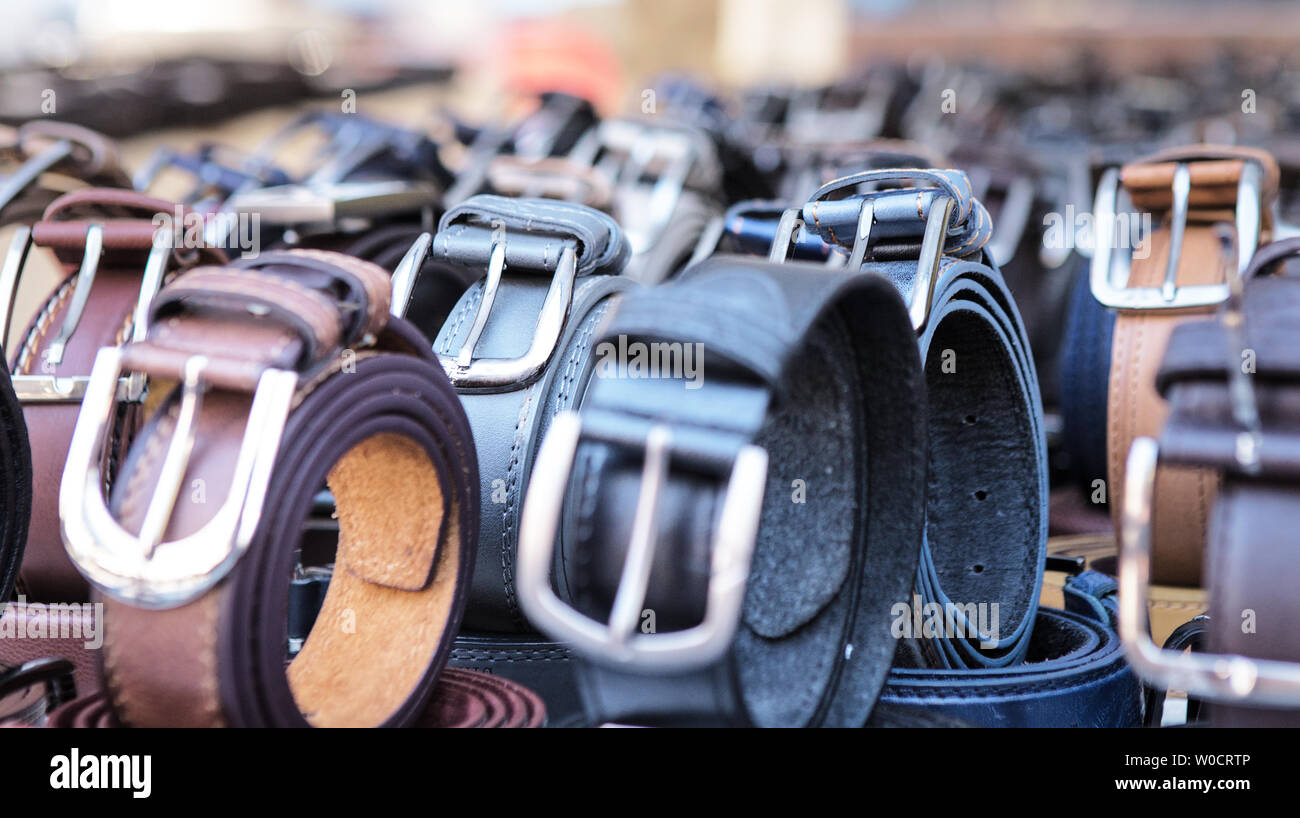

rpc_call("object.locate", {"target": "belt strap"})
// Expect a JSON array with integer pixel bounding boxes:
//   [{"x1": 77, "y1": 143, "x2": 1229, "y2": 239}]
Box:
[
  {"x1": 61, "y1": 249, "x2": 478, "y2": 727},
  {"x1": 421, "y1": 195, "x2": 633, "y2": 725},
  {"x1": 0, "y1": 354, "x2": 29, "y2": 604},
  {"x1": 1145, "y1": 246, "x2": 1300, "y2": 725},
  {"x1": 0, "y1": 122, "x2": 129, "y2": 227},
  {"x1": 1103, "y1": 144, "x2": 1278, "y2": 587},
  {"x1": 515, "y1": 255, "x2": 928, "y2": 726},
  {"x1": 8, "y1": 189, "x2": 224, "y2": 601},
  {"x1": 805, "y1": 169, "x2": 1048, "y2": 668}
]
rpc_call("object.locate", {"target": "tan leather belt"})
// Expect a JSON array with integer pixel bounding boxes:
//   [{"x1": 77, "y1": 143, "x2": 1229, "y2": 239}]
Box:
[
  {"x1": 60, "y1": 249, "x2": 480, "y2": 727},
  {"x1": 1098, "y1": 144, "x2": 1278, "y2": 587},
  {"x1": 7, "y1": 189, "x2": 222, "y2": 601}
]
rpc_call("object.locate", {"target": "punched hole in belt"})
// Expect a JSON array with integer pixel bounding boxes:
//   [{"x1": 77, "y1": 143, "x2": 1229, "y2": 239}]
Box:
[
  {"x1": 923, "y1": 309, "x2": 1039, "y2": 643},
  {"x1": 285, "y1": 432, "x2": 459, "y2": 728}
]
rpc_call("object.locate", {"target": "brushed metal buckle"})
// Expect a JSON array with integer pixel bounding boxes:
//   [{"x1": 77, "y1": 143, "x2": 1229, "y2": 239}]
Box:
[
  {"x1": 0, "y1": 138, "x2": 76, "y2": 214},
  {"x1": 389, "y1": 231, "x2": 433, "y2": 320},
  {"x1": 436, "y1": 241, "x2": 578, "y2": 391},
  {"x1": 2, "y1": 225, "x2": 171, "y2": 403},
  {"x1": 517, "y1": 411, "x2": 769, "y2": 672},
  {"x1": 60, "y1": 348, "x2": 298, "y2": 608},
  {"x1": 229, "y1": 180, "x2": 438, "y2": 230},
  {"x1": 1090, "y1": 160, "x2": 1263, "y2": 310},
  {"x1": 1118, "y1": 437, "x2": 1300, "y2": 706},
  {"x1": 770, "y1": 194, "x2": 954, "y2": 331}
]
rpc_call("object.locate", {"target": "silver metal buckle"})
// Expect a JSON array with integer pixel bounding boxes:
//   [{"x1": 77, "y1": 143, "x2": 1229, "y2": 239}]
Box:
[
  {"x1": 389, "y1": 231, "x2": 433, "y2": 320},
  {"x1": 516, "y1": 411, "x2": 769, "y2": 672},
  {"x1": 1090, "y1": 160, "x2": 1264, "y2": 310},
  {"x1": 436, "y1": 241, "x2": 577, "y2": 391},
  {"x1": 229, "y1": 180, "x2": 438, "y2": 230},
  {"x1": 0, "y1": 139, "x2": 76, "y2": 214},
  {"x1": 60, "y1": 348, "x2": 298, "y2": 609},
  {"x1": 2, "y1": 225, "x2": 171, "y2": 403},
  {"x1": 1119, "y1": 437, "x2": 1300, "y2": 706}
]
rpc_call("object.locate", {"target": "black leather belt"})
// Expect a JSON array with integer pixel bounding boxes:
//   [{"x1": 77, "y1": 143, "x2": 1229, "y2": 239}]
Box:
[
  {"x1": 514, "y1": 254, "x2": 928, "y2": 726},
  {"x1": 1119, "y1": 237, "x2": 1300, "y2": 727},
  {"x1": 728, "y1": 168, "x2": 1049, "y2": 669},
  {"x1": 412, "y1": 194, "x2": 634, "y2": 725},
  {"x1": 0, "y1": 353, "x2": 29, "y2": 603}
]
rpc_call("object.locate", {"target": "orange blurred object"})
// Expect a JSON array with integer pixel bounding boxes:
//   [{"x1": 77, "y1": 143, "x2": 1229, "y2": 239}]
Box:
[{"x1": 497, "y1": 20, "x2": 624, "y2": 113}]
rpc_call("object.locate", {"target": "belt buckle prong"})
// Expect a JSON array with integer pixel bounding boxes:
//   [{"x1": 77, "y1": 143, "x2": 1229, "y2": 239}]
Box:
[{"x1": 516, "y1": 411, "x2": 768, "y2": 672}]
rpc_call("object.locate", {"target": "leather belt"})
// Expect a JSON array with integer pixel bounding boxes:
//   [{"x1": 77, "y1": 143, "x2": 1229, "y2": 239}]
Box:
[
  {"x1": 1118, "y1": 239, "x2": 1300, "y2": 726},
  {"x1": 415, "y1": 195, "x2": 633, "y2": 724},
  {"x1": 789, "y1": 168, "x2": 1049, "y2": 669},
  {"x1": 1098, "y1": 144, "x2": 1278, "y2": 587},
  {"x1": 881, "y1": 601, "x2": 1142, "y2": 728},
  {"x1": 515, "y1": 254, "x2": 929, "y2": 726},
  {"x1": 0, "y1": 354, "x2": 29, "y2": 604},
  {"x1": 7, "y1": 189, "x2": 224, "y2": 601},
  {"x1": 0, "y1": 122, "x2": 129, "y2": 227},
  {"x1": 39, "y1": 668, "x2": 544, "y2": 728},
  {"x1": 60, "y1": 249, "x2": 479, "y2": 727}
]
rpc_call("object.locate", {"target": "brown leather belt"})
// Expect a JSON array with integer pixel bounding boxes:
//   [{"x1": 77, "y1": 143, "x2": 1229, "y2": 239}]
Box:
[
  {"x1": 1117, "y1": 237, "x2": 1300, "y2": 725},
  {"x1": 7, "y1": 189, "x2": 223, "y2": 601},
  {"x1": 1099, "y1": 144, "x2": 1278, "y2": 587},
  {"x1": 59, "y1": 249, "x2": 481, "y2": 727},
  {"x1": 0, "y1": 122, "x2": 129, "y2": 227}
]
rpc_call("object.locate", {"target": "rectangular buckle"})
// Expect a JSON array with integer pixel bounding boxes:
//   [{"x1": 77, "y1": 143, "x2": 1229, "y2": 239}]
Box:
[
  {"x1": 1118, "y1": 437, "x2": 1300, "y2": 706},
  {"x1": 516, "y1": 411, "x2": 768, "y2": 672},
  {"x1": 229, "y1": 180, "x2": 438, "y2": 233},
  {"x1": 59, "y1": 348, "x2": 298, "y2": 609},
  {"x1": 435, "y1": 240, "x2": 577, "y2": 391},
  {"x1": 768, "y1": 195, "x2": 954, "y2": 332},
  {"x1": 2, "y1": 225, "x2": 170, "y2": 403},
  {"x1": 1090, "y1": 160, "x2": 1264, "y2": 310}
]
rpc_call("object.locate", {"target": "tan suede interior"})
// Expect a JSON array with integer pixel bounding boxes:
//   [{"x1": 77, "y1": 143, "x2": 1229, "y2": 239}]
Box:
[{"x1": 287, "y1": 433, "x2": 456, "y2": 728}]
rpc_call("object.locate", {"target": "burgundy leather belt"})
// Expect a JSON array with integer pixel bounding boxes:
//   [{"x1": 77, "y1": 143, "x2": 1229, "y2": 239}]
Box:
[
  {"x1": 59, "y1": 249, "x2": 481, "y2": 727},
  {"x1": 7, "y1": 189, "x2": 223, "y2": 602}
]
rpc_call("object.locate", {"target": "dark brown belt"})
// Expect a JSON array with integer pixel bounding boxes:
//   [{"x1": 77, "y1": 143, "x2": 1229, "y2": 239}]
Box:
[
  {"x1": 1118, "y1": 237, "x2": 1300, "y2": 725},
  {"x1": 59, "y1": 248, "x2": 480, "y2": 727},
  {"x1": 7, "y1": 189, "x2": 224, "y2": 601}
]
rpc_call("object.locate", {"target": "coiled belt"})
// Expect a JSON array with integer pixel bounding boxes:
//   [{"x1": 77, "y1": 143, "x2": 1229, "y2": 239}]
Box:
[{"x1": 60, "y1": 249, "x2": 479, "y2": 727}]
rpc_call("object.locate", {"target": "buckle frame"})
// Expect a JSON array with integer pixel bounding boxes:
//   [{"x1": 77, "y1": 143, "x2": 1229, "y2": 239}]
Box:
[
  {"x1": 1090, "y1": 160, "x2": 1264, "y2": 310},
  {"x1": 1119, "y1": 437, "x2": 1300, "y2": 706},
  {"x1": 60, "y1": 347, "x2": 298, "y2": 609},
  {"x1": 436, "y1": 241, "x2": 578, "y2": 391},
  {"x1": 517, "y1": 411, "x2": 768, "y2": 672},
  {"x1": 3, "y1": 225, "x2": 172, "y2": 403}
]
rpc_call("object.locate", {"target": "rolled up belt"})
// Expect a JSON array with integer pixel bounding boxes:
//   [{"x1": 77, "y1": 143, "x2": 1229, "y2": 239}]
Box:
[
  {"x1": 1099, "y1": 145, "x2": 1279, "y2": 587},
  {"x1": 796, "y1": 168, "x2": 1048, "y2": 669},
  {"x1": 41, "y1": 668, "x2": 545, "y2": 728},
  {"x1": 515, "y1": 253, "x2": 929, "y2": 727},
  {"x1": 60, "y1": 249, "x2": 479, "y2": 727},
  {"x1": 1121, "y1": 240, "x2": 1300, "y2": 726},
  {"x1": 881, "y1": 602, "x2": 1142, "y2": 728},
  {"x1": 7, "y1": 188, "x2": 224, "y2": 601},
  {"x1": 417, "y1": 195, "x2": 633, "y2": 724}
]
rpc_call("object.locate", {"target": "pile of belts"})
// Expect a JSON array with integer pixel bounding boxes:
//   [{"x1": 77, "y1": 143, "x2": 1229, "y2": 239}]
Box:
[{"x1": 0, "y1": 57, "x2": 1295, "y2": 728}]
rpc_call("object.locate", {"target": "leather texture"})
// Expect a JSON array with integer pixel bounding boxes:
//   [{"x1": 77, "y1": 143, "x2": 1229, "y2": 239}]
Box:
[
  {"x1": 546, "y1": 254, "x2": 928, "y2": 726},
  {"x1": 11, "y1": 189, "x2": 224, "y2": 602},
  {"x1": 0, "y1": 354, "x2": 29, "y2": 604},
  {"x1": 1154, "y1": 245, "x2": 1300, "y2": 726},
  {"x1": 84, "y1": 249, "x2": 479, "y2": 727},
  {"x1": 1105, "y1": 145, "x2": 1279, "y2": 588},
  {"x1": 427, "y1": 195, "x2": 635, "y2": 725}
]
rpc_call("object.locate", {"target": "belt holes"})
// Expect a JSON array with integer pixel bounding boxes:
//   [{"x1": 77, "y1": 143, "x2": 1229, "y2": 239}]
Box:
[
  {"x1": 963, "y1": 414, "x2": 977, "y2": 425},
  {"x1": 973, "y1": 489, "x2": 988, "y2": 501},
  {"x1": 972, "y1": 563, "x2": 985, "y2": 574}
]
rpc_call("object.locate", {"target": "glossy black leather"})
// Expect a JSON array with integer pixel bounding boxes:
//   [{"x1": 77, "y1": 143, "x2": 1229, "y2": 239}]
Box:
[{"x1": 0, "y1": 354, "x2": 30, "y2": 603}]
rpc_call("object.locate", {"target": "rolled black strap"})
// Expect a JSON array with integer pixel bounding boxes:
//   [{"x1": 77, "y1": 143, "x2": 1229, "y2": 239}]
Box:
[{"x1": 517, "y1": 255, "x2": 928, "y2": 726}]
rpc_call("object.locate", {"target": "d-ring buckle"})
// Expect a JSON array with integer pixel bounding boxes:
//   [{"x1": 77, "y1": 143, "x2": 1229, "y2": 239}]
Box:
[
  {"x1": 516, "y1": 411, "x2": 768, "y2": 672},
  {"x1": 1118, "y1": 437, "x2": 1300, "y2": 706},
  {"x1": 60, "y1": 348, "x2": 298, "y2": 609}
]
